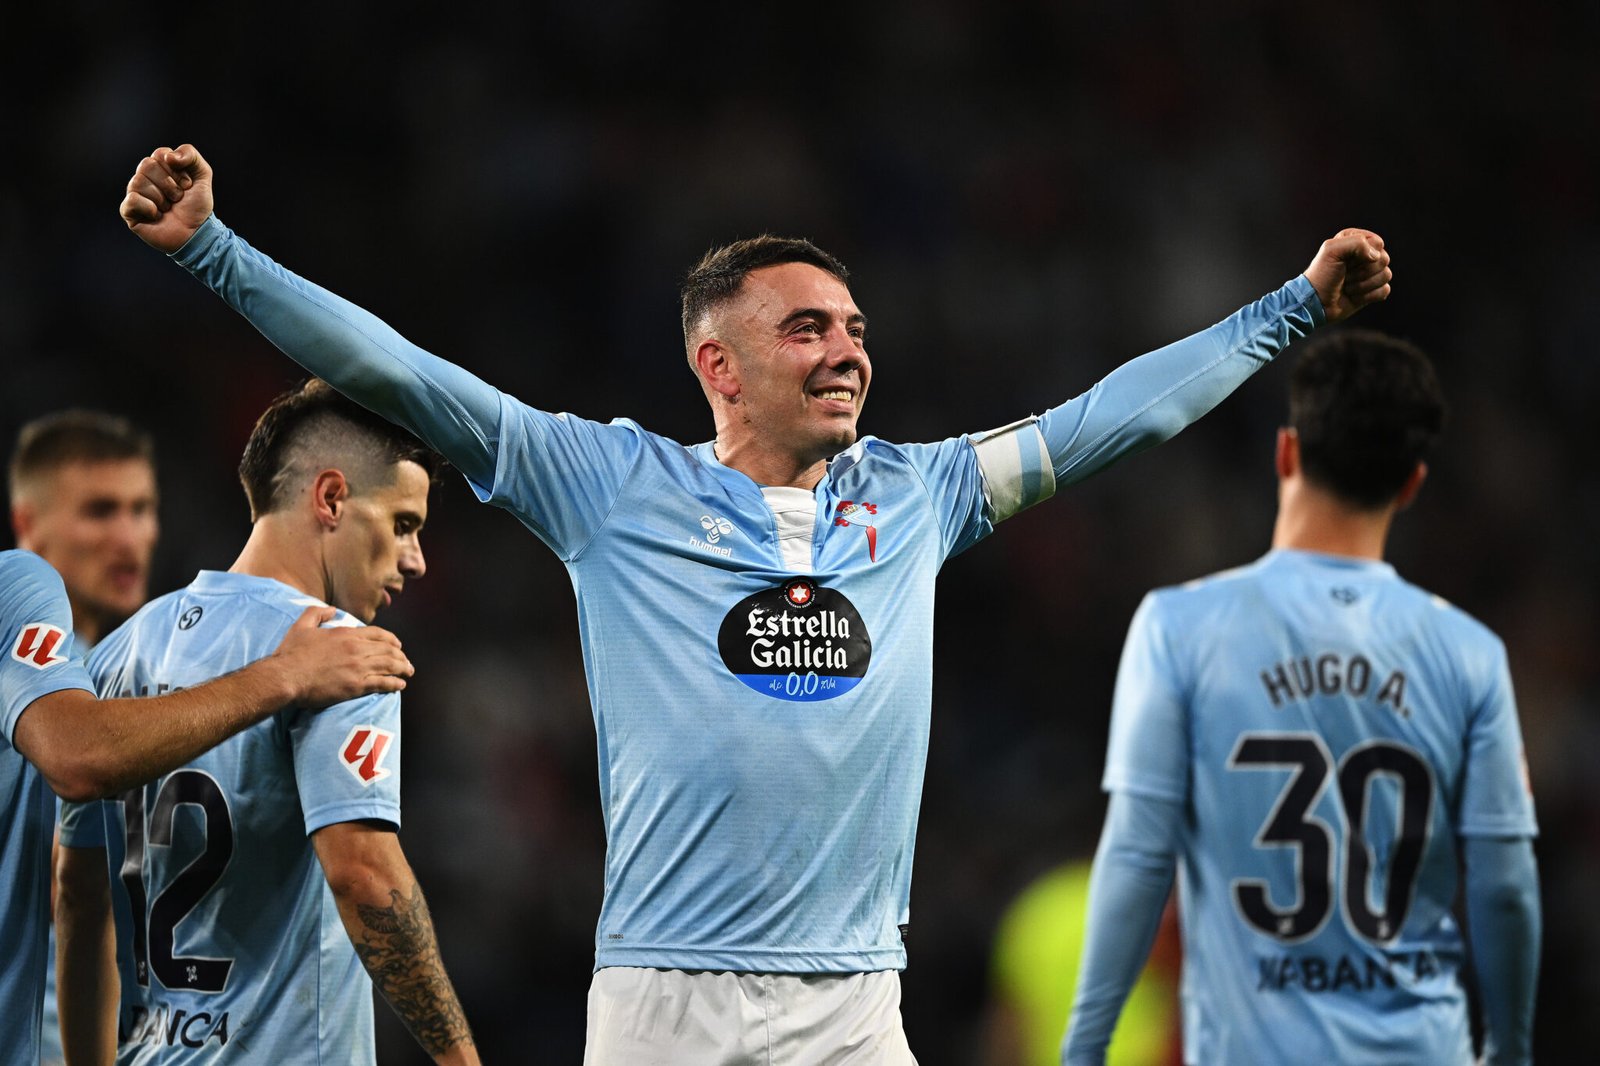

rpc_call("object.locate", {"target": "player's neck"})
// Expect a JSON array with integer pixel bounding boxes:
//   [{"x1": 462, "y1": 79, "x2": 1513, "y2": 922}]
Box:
[
  {"x1": 68, "y1": 599, "x2": 103, "y2": 647},
  {"x1": 229, "y1": 518, "x2": 330, "y2": 604},
  {"x1": 1271, "y1": 482, "x2": 1393, "y2": 562},
  {"x1": 713, "y1": 437, "x2": 829, "y2": 490}
]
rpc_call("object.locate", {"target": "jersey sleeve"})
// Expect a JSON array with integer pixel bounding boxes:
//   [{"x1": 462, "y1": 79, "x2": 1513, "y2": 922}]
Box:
[
  {"x1": 288, "y1": 691, "x2": 403, "y2": 834},
  {"x1": 1037, "y1": 275, "x2": 1322, "y2": 487},
  {"x1": 57, "y1": 797, "x2": 106, "y2": 849},
  {"x1": 1102, "y1": 592, "x2": 1190, "y2": 802},
  {"x1": 1457, "y1": 639, "x2": 1538, "y2": 839},
  {"x1": 0, "y1": 552, "x2": 95, "y2": 744},
  {"x1": 173, "y1": 216, "x2": 642, "y2": 561},
  {"x1": 889, "y1": 436, "x2": 996, "y2": 562}
]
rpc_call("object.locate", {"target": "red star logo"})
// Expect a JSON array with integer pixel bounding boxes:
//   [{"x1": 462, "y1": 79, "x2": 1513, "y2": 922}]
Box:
[{"x1": 785, "y1": 580, "x2": 814, "y2": 606}]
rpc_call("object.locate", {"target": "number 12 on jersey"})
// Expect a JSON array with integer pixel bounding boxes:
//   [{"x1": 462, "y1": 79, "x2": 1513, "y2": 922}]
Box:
[{"x1": 117, "y1": 769, "x2": 237, "y2": 993}]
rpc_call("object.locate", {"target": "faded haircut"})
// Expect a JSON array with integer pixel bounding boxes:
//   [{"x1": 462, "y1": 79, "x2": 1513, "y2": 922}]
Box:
[
  {"x1": 9, "y1": 410, "x2": 155, "y2": 505},
  {"x1": 680, "y1": 235, "x2": 851, "y2": 355},
  {"x1": 1289, "y1": 329, "x2": 1447, "y2": 509},
  {"x1": 238, "y1": 379, "x2": 442, "y2": 520}
]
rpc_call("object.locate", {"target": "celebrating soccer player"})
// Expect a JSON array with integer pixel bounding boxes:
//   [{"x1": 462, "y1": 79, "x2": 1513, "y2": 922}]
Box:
[
  {"x1": 51, "y1": 381, "x2": 479, "y2": 1064},
  {"x1": 121, "y1": 142, "x2": 1391, "y2": 1062},
  {"x1": 1061, "y1": 332, "x2": 1540, "y2": 1064}
]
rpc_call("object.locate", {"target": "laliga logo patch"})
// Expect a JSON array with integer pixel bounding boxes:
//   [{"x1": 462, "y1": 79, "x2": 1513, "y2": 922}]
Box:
[
  {"x1": 339, "y1": 726, "x2": 394, "y2": 786},
  {"x1": 10, "y1": 623, "x2": 69, "y2": 669},
  {"x1": 717, "y1": 577, "x2": 872, "y2": 702}
]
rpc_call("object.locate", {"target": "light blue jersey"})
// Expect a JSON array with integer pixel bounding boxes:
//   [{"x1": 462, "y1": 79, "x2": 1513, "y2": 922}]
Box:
[
  {"x1": 0, "y1": 550, "x2": 95, "y2": 1061},
  {"x1": 1101, "y1": 550, "x2": 1537, "y2": 1064},
  {"x1": 68, "y1": 571, "x2": 401, "y2": 1063},
  {"x1": 170, "y1": 214, "x2": 1322, "y2": 973}
]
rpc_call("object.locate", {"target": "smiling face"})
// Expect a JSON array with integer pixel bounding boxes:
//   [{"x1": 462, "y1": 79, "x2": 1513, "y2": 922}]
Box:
[
  {"x1": 322, "y1": 460, "x2": 430, "y2": 624},
  {"x1": 709, "y1": 261, "x2": 872, "y2": 477},
  {"x1": 16, "y1": 458, "x2": 158, "y2": 640}
]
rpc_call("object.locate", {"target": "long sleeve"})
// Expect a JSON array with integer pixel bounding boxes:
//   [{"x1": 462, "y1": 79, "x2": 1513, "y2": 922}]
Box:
[
  {"x1": 1463, "y1": 836, "x2": 1540, "y2": 1066},
  {"x1": 1038, "y1": 275, "x2": 1323, "y2": 486},
  {"x1": 1060, "y1": 790, "x2": 1182, "y2": 1065},
  {"x1": 171, "y1": 215, "x2": 504, "y2": 493}
]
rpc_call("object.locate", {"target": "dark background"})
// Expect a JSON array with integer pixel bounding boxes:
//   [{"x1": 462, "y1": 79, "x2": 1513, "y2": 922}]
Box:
[{"x1": 5, "y1": 2, "x2": 1595, "y2": 1061}]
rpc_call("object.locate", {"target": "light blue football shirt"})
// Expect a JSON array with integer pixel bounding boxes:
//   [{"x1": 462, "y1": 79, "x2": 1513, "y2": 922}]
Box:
[
  {"x1": 170, "y1": 213, "x2": 1321, "y2": 974},
  {"x1": 1102, "y1": 550, "x2": 1537, "y2": 1064},
  {"x1": 0, "y1": 550, "x2": 95, "y2": 1061},
  {"x1": 70, "y1": 571, "x2": 401, "y2": 1063}
]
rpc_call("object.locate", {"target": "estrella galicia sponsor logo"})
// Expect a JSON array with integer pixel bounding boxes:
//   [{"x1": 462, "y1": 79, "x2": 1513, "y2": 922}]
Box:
[
  {"x1": 717, "y1": 577, "x2": 871, "y2": 701},
  {"x1": 690, "y1": 514, "x2": 735, "y2": 558}
]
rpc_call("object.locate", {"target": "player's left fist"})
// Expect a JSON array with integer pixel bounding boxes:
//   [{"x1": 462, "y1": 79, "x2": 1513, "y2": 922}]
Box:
[{"x1": 1304, "y1": 228, "x2": 1391, "y2": 323}]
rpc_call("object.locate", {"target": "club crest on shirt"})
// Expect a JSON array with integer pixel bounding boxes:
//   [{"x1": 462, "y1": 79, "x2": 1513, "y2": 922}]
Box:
[
  {"x1": 717, "y1": 577, "x2": 873, "y2": 701},
  {"x1": 339, "y1": 725, "x2": 394, "y2": 786},
  {"x1": 10, "y1": 622, "x2": 69, "y2": 669},
  {"x1": 834, "y1": 500, "x2": 880, "y2": 562}
]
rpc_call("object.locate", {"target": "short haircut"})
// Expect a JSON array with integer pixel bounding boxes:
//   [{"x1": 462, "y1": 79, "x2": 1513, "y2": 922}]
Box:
[
  {"x1": 238, "y1": 379, "x2": 442, "y2": 520},
  {"x1": 9, "y1": 410, "x2": 155, "y2": 505},
  {"x1": 1289, "y1": 329, "x2": 1447, "y2": 509},
  {"x1": 680, "y1": 235, "x2": 851, "y2": 348}
]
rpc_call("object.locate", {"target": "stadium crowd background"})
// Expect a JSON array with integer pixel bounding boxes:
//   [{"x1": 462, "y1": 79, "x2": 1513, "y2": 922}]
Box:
[{"x1": 5, "y1": 3, "x2": 1594, "y2": 1061}]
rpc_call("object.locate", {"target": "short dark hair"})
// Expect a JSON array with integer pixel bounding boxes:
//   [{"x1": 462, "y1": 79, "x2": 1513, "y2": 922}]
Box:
[
  {"x1": 680, "y1": 235, "x2": 851, "y2": 345},
  {"x1": 238, "y1": 379, "x2": 442, "y2": 520},
  {"x1": 1289, "y1": 330, "x2": 1447, "y2": 509},
  {"x1": 9, "y1": 410, "x2": 155, "y2": 505}
]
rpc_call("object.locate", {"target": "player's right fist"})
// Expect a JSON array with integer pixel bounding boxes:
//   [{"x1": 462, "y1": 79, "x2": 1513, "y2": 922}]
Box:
[{"x1": 120, "y1": 144, "x2": 214, "y2": 254}]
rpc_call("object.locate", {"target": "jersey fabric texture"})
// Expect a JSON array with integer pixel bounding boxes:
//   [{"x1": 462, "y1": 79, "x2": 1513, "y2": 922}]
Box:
[
  {"x1": 1094, "y1": 550, "x2": 1537, "y2": 1065},
  {"x1": 71, "y1": 571, "x2": 401, "y2": 1063},
  {"x1": 170, "y1": 213, "x2": 1321, "y2": 975},
  {"x1": 0, "y1": 550, "x2": 95, "y2": 1062}
]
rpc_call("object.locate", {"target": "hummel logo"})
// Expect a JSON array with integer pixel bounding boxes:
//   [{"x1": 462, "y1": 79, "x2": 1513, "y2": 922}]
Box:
[{"x1": 691, "y1": 514, "x2": 735, "y2": 558}]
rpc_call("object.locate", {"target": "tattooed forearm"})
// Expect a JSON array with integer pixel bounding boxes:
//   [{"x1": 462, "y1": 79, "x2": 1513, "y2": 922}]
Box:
[{"x1": 351, "y1": 883, "x2": 475, "y2": 1056}]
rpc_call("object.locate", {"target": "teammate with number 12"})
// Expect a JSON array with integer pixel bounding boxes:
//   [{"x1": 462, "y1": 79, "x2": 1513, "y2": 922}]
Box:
[
  {"x1": 54, "y1": 382, "x2": 479, "y2": 1065},
  {"x1": 1062, "y1": 332, "x2": 1540, "y2": 1064}
]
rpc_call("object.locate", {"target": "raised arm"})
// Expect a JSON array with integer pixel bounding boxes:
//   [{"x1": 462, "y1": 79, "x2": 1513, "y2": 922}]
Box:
[
  {"x1": 121, "y1": 144, "x2": 503, "y2": 490},
  {"x1": 12, "y1": 607, "x2": 412, "y2": 802},
  {"x1": 977, "y1": 231, "x2": 1392, "y2": 512},
  {"x1": 313, "y1": 822, "x2": 479, "y2": 1065}
]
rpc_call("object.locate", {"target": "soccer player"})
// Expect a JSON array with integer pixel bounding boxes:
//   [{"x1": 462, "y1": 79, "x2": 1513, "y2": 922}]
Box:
[
  {"x1": 9, "y1": 409, "x2": 161, "y2": 1066},
  {"x1": 120, "y1": 143, "x2": 1392, "y2": 1062},
  {"x1": 1061, "y1": 331, "x2": 1540, "y2": 1064},
  {"x1": 53, "y1": 380, "x2": 479, "y2": 1064},
  {"x1": 2, "y1": 548, "x2": 411, "y2": 1062}
]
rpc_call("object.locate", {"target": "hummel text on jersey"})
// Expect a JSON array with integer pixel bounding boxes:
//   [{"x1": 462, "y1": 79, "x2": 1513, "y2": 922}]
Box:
[
  {"x1": 1259, "y1": 652, "x2": 1409, "y2": 717},
  {"x1": 1256, "y1": 949, "x2": 1443, "y2": 993},
  {"x1": 121, "y1": 1003, "x2": 231, "y2": 1049}
]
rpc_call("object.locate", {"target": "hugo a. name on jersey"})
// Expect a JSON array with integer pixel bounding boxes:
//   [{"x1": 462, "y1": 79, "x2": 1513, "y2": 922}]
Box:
[{"x1": 1107, "y1": 551, "x2": 1536, "y2": 1058}]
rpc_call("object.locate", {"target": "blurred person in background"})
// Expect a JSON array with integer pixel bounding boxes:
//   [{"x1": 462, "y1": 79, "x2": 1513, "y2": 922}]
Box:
[
  {"x1": 53, "y1": 380, "x2": 479, "y2": 1065},
  {"x1": 10, "y1": 410, "x2": 158, "y2": 1066},
  {"x1": 120, "y1": 142, "x2": 1391, "y2": 1064},
  {"x1": 983, "y1": 859, "x2": 1180, "y2": 1066},
  {"x1": 1061, "y1": 331, "x2": 1540, "y2": 1065}
]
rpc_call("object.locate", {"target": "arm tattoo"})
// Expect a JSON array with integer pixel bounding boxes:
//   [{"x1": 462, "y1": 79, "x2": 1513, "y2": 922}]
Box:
[{"x1": 351, "y1": 883, "x2": 474, "y2": 1055}]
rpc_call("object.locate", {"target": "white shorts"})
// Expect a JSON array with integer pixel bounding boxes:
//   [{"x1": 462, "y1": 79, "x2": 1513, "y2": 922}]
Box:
[{"x1": 583, "y1": 967, "x2": 919, "y2": 1066}]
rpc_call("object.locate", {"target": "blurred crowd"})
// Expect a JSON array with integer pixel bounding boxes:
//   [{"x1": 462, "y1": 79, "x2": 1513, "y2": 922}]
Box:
[{"x1": 5, "y1": 2, "x2": 1595, "y2": 1061}]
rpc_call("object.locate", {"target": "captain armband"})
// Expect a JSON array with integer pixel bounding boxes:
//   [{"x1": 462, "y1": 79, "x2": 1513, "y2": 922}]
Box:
[{"x1": 971, "y1": 417, "x2": 1056, "y2": 523}]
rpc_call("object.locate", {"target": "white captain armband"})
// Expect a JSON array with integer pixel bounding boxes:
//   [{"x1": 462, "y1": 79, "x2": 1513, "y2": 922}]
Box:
[{"x1": 971, "y1": 416, "x2": 1056, "y2": 523}]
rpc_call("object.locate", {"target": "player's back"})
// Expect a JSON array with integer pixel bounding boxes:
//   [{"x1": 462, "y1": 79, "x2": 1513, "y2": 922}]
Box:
[
  {"x1": 1143, "y1": 549, "x2": 1532, "y2": 1065},
  {"x1": 84, "y1": 571, "x2": 398, "y2": 1064}
]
